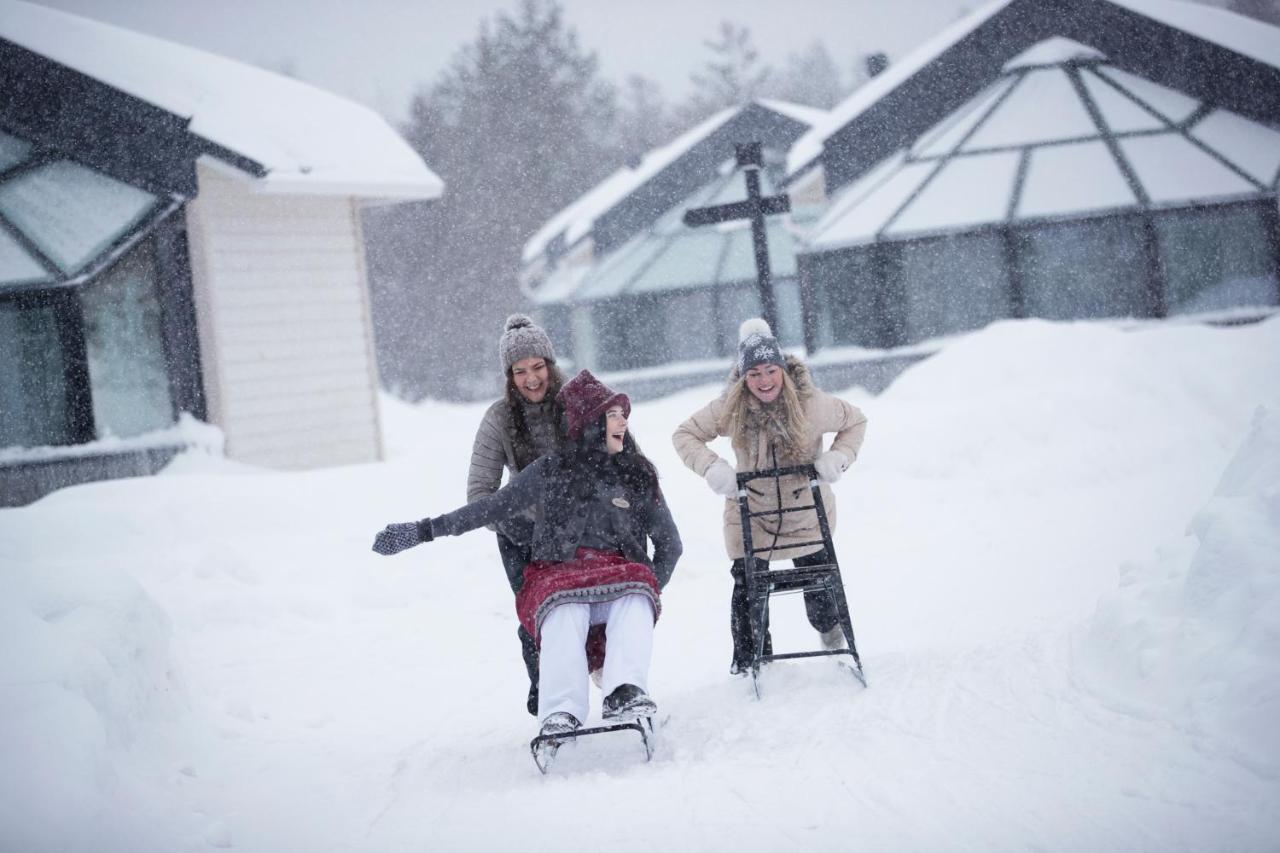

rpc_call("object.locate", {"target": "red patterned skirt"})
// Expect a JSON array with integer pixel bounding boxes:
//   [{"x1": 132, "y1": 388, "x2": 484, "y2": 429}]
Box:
[{"x1": 515, "y1": 547, "x2": 661, "y2": 645}]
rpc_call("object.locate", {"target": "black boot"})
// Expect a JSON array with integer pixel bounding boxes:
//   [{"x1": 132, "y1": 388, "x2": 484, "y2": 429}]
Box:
[
  {"x1": 730, "y1": 559, "x2": 772, "y2": 673},
  {"x1": 602, "y1": 684, "x2": 657, "y2": 721}
]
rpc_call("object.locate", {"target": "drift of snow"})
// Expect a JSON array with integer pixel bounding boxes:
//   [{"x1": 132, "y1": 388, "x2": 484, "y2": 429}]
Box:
[{"x1": 1, "y1": 316, "x2": 1278, "y2": 852}]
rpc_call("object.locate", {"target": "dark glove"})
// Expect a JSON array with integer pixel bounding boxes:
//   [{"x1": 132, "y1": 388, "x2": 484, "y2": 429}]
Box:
[{"x1": 372, "y1": 519, "x2": 433, "y2": 556}]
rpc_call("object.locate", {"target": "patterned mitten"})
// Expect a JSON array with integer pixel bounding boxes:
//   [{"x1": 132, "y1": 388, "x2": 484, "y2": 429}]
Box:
[{"x1": 372, "y1": 519, "x2": 433, "y2": 555}]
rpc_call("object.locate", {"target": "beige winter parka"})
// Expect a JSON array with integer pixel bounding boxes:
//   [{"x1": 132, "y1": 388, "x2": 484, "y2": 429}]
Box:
[{"x1": 672, "y1": 356, "x2": 868, "y2": 561}]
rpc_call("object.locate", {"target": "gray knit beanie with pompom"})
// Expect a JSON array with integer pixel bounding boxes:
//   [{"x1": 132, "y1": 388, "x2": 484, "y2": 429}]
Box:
[
  {"x1": 498, "y1": 313, "x2": 556, "y2": 372},
  {"x1": 736, "y1": 317, "x2": 785, "y2": 375}
]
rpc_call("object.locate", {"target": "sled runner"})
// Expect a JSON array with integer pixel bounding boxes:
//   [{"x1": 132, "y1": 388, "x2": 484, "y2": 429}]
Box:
[
  {"x1": 736, "y1": 463, "x2": 866, "y2": 698},
  {"x1": 530, "y1": 717, "x2": 655, "y2": 774}
]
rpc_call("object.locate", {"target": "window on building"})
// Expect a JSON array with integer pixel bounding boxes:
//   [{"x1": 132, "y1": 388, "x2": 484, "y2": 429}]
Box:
[
  {"x1": 1018, "y1": 217, "x2": 1151, "y2": 320},
  {"x1": 899, "y1": 232, "x2": 1011, "y2": 343},
  {"x1": 79, "y1": 241, "x2": 175, "y2": 438},
  {"x1": 1155, "y1": 203, "x2": 1278, "y2": 315},
  {"x1": 0, "y1": 296, "x2": 76, "y2": 448},
  {"x1": 0, "y1": 125, "x2": 179, "y2": 451}
]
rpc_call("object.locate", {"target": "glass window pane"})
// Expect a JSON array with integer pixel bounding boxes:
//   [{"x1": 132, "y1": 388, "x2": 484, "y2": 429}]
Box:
[
  {"x1": 1155, "y1": 204, "x2": 1278, "y2": 314},
  {"x1": 0, "y1": 130, "x2": 33, "y2": 172},
  {"x1": 888, "y1": 151, "x2": 1020, "y2": 236},
  {"x1": 0, "y1": 227, "x2": 49, "y2": 286},
  {"x1": 629, "y1": 231, "x2": 726, "y2": 294},
  {"x1": 773, "y1": 279, "x2": 804, "y2": 348},
  {"x1": 717, "y1": 285, "x2": 762, "y2": 356},
  {"x1": 576, "y1": 233, "x2": 667, "y2": 300},
  {"x1": 1120, "y1": 136, "x2": 1258, "y2": 205},
  {"x1": 806, "y1": 248, "x2": 886, "y2": 348},
  {"x1": 963, "y1": 69, "x2": 1097, "y2": 150},
  {"x1": 0, "y1": 298, "x2": 75, "y2": 448},
  {"x1": 1189, "y1": 109, "x2": 1280, "y2": 187},
  {"x1": 1018, "y1": 218, "x2": 1151, "y2": 320},
  {"x1": 1080, "y1": 70, "x2": 1166, "y2": 134},
  {"x1": 899, "y1": 233, "x2": 1011, "y2": 343},
  {"x1": 659, "y1": 289, "x2": 719, "y2": 363},
  {"x1": 0, "y1": 160, "x2": 157, "y2": 274},
  {"x1": 590, "y1": 295, "x2": 666, "y2": 372},
  {"x1": 1018, "y1": 141, "x2": 1136, "y2": 220},
  {"x1": 78, "y1": 240, "x2": 174, "y2": 438},
  {"x1": 1094, "y1": 67, "x2": 1200, "y2": 125},
  {"x1": 809, "y1": 160, "x2": 935, "y2": 250}
]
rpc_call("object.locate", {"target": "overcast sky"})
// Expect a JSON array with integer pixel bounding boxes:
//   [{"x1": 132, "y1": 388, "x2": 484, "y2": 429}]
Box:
[{"x1": 32, "y1": 0, "x2": 978, "y2": 124}]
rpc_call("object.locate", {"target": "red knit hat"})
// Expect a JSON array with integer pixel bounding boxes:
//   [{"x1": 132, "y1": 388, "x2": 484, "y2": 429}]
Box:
[{"x1": 556, "y1": 369, "x2": 630, "y2": 440}]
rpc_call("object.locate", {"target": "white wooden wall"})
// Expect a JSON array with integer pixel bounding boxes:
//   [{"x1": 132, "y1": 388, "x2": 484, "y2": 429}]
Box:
[{"x1": 185, "y1": 164, "x2": 384, "y2": 469}]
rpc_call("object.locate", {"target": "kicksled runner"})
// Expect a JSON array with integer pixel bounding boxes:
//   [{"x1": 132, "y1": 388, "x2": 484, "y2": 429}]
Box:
[{"x1": 530, "y1": 716, "x2": 657, "y2": 774}]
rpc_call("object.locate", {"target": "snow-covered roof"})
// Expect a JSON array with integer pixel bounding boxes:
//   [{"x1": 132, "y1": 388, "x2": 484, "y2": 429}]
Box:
[
  {"x1": 786, "y1": 0, "x2": 1280, "y2": 178},
  {"x1": 805, "y1": 38, "x2": 1280, "y2": 252},
  {"x1": 0, "y1": 0, "x2": 443, "y2": 200},
  {"x1": 523, "y1": 100, "x2": 824, "y2": 264},
  {"x1": 786, "y1": 0, "x2": 1013, "y2": 177}
]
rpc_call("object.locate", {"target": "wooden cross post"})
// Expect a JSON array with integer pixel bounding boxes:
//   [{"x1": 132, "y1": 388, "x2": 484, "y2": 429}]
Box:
[{"x1": 683, "y1": 141, "x2": 791, "y2": 336}]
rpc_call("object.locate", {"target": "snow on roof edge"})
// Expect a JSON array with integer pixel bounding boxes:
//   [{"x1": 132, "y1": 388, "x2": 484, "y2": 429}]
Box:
[
  {"x1": 523, "y1": 99, "x2": 827, "y2": 264},
  {"x1": 785, "y1": 0, "x2": 1014, "y2": 177},
  {"x1": 1, "y1": 0, "x2": 443, "y2": 200},
  {"x1": 785, "y1": 0, "x2": 1280, "y2": 179}
]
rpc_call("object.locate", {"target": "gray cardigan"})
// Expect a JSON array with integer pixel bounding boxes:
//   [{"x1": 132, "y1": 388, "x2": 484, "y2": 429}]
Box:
[{"x1": 433, "y1": 455, "x2": 682, "y2": 588}]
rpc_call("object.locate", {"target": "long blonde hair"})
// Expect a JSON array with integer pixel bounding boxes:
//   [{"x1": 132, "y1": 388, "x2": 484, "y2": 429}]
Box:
[{"x1": 722, "y1": 365, "x2": 811, "y2": 463}]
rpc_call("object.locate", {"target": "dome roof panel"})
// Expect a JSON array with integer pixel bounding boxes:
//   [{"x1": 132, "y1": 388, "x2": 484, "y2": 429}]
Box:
[
  {"x1": 1017, "y1": 140, "x2": 1137, "y2": 219},
  {"x1": 963, "y1": 68, "x2": 1097, "y2": 150},
  {"x1": 1121, "y1": 135, "x2": 1259, "y2": 204},
  {"x1": 1093, "y1": 67, "x2": 1200, "y2": 125},
  {"x1": 1190, "y1": 109, "x2": 1280, "y2": 187},
  {"x1": 887, "y1": 151, "x2": 1020, "y2": 237},
  {"x1": 1080, "y1": 70, "x2": 1167, "y2": 134}
]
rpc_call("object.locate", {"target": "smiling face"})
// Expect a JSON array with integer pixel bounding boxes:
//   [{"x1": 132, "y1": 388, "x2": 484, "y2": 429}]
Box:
[
  {"x1": 605, "y1": 406, "x2": 628, "y2": 455},
  {"x1": 511, "y1": 356, "x2": 550, "y2": 403},
  {"x1": 744, "y1": 363, "x2": 784, "y2": 404}
]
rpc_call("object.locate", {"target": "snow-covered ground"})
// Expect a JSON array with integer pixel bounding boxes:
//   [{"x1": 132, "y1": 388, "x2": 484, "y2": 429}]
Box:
[{"x1": 2, "y1": 317, "x2": 1278, "y2": 852}]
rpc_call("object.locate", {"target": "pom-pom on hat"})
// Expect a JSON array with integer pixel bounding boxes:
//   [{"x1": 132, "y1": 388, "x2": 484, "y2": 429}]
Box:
[
  {"x1": 556, "y1": 369, "x2": 631, "y2": 440},
  {"x1": 737, "y1": 317, "x2": 785, "y2": 375},
  {"x1": 498, "y1": 313, "x2": 556, "y2": 372}
]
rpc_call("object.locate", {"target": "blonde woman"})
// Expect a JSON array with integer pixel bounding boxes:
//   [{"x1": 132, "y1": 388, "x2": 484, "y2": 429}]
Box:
[{"x1": 673, "y1": 319, "x2": 867, "y2": 673}]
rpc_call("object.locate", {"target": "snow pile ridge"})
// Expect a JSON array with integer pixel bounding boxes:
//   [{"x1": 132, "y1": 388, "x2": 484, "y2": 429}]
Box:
[
  {"x1": 1075, "y1": 405, "x2": 1280, "y2": 778},
  {"x1": 0, "y1": 554, "x2": 184, "y2": 848}
]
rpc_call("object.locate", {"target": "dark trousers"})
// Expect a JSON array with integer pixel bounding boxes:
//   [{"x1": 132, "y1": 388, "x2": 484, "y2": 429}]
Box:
[
  {"x1": 497, "y1": 533, "x2": 540, "y2": 716},
  {"x1": 729, "y1": 549, "x2": 838, "y2": 667}
]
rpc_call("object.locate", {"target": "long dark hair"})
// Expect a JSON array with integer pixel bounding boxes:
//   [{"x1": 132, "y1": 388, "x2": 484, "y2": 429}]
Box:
[
  {"x1": 558, "y1": 414, "x2": 659, "y2": 500},
  {"x1": 505, "y1": 360, "x2": 567, "y2": 471}
]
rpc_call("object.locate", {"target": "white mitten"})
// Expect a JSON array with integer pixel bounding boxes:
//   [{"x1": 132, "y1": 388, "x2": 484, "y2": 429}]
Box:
[
  {"x1": 704, "y1": 459, "x2": 738, "y2": 497},
  {"x1": 813, "y1": 450, "x2": 849, "y2": 484}
]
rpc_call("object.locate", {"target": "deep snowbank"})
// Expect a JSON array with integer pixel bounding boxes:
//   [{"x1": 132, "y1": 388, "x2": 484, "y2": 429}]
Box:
[
  {"x1": 0, "y1": 552, "x2": 182, "y2": 850},
  {"x1": 1076, "y1": 404, "x2": 1280, "y2": 778}
]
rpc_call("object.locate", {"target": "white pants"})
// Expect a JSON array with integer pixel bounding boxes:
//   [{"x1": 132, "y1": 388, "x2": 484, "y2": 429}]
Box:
[{"x1": 537, "y1": 593, "x2": 655, "y2": 724}]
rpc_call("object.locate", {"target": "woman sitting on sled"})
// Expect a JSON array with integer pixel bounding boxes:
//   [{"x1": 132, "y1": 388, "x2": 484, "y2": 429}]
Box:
[{"x1": 372, "y1": 370, "x2": 682, "y2": 741}]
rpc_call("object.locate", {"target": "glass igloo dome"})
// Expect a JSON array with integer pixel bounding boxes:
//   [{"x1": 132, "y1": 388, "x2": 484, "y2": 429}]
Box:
[{"x1": 802, "y1": 37, "x2": 1280, "y2": 349}]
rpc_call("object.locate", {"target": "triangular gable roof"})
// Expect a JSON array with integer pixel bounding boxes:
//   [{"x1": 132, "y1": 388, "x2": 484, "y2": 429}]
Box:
[
  {"x1": 524, "y1": 100, "x2": 825, "y2": 264},
  {"x1": 0, "y1": 0, "x2": 442, "y2": 199},
  {"x1": 787, "y1": 0, "x2": 1280, "y2": 193}
]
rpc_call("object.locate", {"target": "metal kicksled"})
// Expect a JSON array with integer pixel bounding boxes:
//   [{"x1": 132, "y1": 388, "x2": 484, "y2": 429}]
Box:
[{"x1": 736, "y1": 463, "x2": 867, "y2": 698}]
